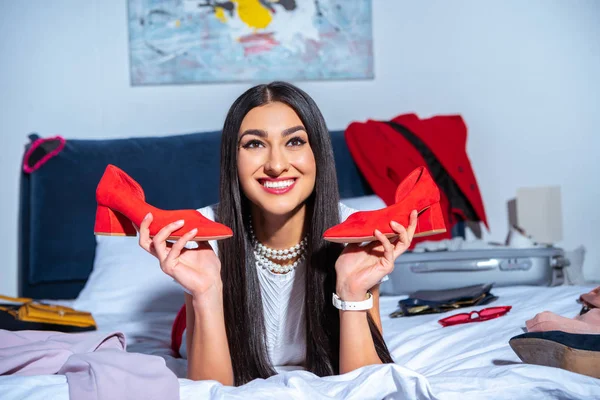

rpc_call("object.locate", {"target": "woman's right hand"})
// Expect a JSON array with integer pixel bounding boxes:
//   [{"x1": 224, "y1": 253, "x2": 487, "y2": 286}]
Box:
[{"x1": 138, "y1": 213, "x2": 222, "y2": 299}]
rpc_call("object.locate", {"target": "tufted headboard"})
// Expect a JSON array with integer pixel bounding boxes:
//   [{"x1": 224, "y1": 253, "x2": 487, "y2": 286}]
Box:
[{"x1": 18, "y1": 130, "x2": 374, "y2": 299}]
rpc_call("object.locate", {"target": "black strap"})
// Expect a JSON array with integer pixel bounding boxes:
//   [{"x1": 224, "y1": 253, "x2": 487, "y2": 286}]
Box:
[{"x1": 384, "y1": 121, "x2": 477, "y2": 222}]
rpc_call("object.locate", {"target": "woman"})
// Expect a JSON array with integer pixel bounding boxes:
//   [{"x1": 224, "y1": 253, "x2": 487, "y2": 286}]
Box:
[{"x1": 137, "y1": 81, "x2": 418, "y2": 386}]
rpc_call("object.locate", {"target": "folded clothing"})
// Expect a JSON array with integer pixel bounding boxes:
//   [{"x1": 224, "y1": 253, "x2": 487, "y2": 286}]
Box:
[
  {"x1": 390, "y1": 283, "x2": 497, "y2": 318},
  {"x1": 411, "y1": 227, "x2": 545, "y2": 253}
]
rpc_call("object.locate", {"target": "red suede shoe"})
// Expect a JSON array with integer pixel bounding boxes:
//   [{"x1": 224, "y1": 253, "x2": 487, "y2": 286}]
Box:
[
  {"x1": 324, "y1": 166, "x2": 446, "y2": 243},
  {"x1": 94, "y1": 164, "x2": 233, "y2": 241}
]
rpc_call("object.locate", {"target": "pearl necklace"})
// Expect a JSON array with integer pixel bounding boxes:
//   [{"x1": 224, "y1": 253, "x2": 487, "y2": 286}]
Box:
[{"x1": 249, "y1": 219, "x2": 307, "y2": 274}]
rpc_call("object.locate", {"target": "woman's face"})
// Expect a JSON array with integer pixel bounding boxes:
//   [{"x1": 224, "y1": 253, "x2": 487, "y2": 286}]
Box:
[{"x1": 237, "y1": 101, "x2": 316, "y2": 217}]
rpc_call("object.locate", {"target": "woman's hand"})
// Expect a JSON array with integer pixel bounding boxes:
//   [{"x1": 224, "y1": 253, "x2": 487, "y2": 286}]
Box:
[
  {"x1": 335, "y1": 210, "x2": 418, "y2": 301},
  {"x1": 138, "y1": 213, "x2": 222, "y2": 299}
]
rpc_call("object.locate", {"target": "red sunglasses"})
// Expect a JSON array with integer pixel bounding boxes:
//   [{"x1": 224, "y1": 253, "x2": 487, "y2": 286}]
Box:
[{"x1": 438, "y1": 306, "x2": 512, "y2": 327}]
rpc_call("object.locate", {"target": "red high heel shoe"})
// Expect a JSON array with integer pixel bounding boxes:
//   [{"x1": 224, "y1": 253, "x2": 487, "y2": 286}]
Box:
[
  {"x1": 94, "y1": 164, "x2": 233, "y2": 241},
  {"x1": 324, "y1": 166, "x2": 446, "y2": 243}
]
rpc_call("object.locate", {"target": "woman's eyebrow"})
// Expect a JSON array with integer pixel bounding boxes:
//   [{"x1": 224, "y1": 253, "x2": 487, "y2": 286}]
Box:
[
  {"x1": 281, "y1": 125, "x2": 306, "y2": 137},
  {"x1": 239, "y1": 126, "x2": 306, "y2": 141},
  {"x1": 239, "y1": 129, "x2": 267, "y2": 142}
]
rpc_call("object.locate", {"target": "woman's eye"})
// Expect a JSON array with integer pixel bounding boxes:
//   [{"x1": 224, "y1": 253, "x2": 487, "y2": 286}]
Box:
[
  {"x1": 287, "y1": 137, "x2": 306, "y2": 147},
  {"x1": 242, "y1": 139, "x2": 264, "y2": 149}
]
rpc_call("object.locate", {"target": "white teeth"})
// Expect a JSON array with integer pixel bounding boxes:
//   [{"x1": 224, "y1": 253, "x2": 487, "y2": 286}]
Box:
[{"x1": 263, "y1": 179, "x2": 294, "y2": 189}]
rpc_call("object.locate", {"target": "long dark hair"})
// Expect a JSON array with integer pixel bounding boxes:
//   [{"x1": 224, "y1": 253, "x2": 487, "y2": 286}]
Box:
[{"x1": 218, "y1": 81, "x2": 392, "y2": 385}]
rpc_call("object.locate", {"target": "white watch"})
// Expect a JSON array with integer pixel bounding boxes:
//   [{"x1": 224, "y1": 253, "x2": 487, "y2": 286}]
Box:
[{"x1": 332, "y1": 291, "x2": 373, "y2": 311}]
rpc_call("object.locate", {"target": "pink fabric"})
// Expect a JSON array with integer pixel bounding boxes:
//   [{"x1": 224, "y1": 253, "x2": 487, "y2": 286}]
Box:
[
  {"x1": 526, "y1": 309, "x2": 600, "y2": 334},
  {"x1": 526, "y1": 286, "x2": 600, "y2": 334},
  {"x1": 0, "y1": 329, "x2": 178, "y2": 400},
  {"x1": 580, "y1": 286, "x2": 600, "y2": 308}
]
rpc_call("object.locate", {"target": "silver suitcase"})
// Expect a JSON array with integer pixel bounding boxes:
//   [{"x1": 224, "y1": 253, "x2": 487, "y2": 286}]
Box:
[{"x1": 380, "y1": 247, "x2": 569, "y2": 295}]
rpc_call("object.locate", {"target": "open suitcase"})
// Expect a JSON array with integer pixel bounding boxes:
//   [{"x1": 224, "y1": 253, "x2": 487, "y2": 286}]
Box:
[{"x1": 380, "y1": 246, "x2": 570, "y2": 295}]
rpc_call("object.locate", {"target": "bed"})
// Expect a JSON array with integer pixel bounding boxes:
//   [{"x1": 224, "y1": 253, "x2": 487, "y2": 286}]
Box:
[{"x1": 4, "y1": 129, "x2": 599, "y2": 399}]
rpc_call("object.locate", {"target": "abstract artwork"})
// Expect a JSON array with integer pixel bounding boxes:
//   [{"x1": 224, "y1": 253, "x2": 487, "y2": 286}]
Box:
[{"x1": 127, "y1": 0, "x2": 373, "y2": 85}]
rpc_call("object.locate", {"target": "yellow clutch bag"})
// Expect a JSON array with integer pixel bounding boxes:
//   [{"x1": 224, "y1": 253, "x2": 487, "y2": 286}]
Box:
[{"x1": 0, "y1": 294, "x2": 97, "y2": 331}]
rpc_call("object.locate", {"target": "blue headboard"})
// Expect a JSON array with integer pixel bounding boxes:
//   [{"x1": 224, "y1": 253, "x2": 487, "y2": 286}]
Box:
[{"x1": 18, "y1": 130, "x2": 374, "y2": 299}]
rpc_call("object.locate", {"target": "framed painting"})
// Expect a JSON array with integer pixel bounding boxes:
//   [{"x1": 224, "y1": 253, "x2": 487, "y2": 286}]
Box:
[{"x1": 127, "y1": 0, "x2": 373, "y2": 85}]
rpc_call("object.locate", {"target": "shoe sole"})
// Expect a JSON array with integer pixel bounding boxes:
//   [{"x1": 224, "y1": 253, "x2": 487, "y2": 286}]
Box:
[
  {"x1": 94, "y1": 232, "x2": 233, "y2": 241},
  {"x1": 324, "y1": 228, "x2": 447, "y2": 244},
  {"x1": 510, "y1": 337, "x2": 600, "y2": 378}
]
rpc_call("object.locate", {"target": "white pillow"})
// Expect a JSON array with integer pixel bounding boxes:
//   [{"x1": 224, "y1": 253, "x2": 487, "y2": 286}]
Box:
[
  {"x1": 73, "y1": 199, "x2": 386, "y2": 315},
  {"x1": 73, "y1": 235, "x2": 184, "y2": 315},
  {"x1": 340, "y1": 194, "x2": 386, "y2": 211}
]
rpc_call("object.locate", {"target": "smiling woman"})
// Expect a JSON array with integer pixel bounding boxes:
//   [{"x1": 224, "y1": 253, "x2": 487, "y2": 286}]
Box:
[
  {"x1": 137, "y1": 81, "x2": 417, "y2": 386},
  {"x1": 237, "y1": 102, "x2": 316, "y2": 222}
]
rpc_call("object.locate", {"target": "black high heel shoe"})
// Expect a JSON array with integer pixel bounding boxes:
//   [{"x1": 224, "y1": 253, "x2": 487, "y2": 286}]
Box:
[{"x1": 509, "y1": 331, "x2": 600, "y2": 378}]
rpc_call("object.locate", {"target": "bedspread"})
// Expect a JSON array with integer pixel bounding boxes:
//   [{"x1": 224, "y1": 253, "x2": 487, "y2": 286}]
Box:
[{"x1": 1, "y1": 285, "x2": 599, "y2": 400}]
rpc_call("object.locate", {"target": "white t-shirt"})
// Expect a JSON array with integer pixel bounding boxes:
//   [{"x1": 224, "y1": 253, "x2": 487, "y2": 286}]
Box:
[{"x1": 180, "y1": 202, "x2": 385, "y2": 371}]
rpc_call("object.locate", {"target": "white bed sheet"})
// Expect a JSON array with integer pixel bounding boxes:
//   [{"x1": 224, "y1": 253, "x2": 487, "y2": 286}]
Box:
[{"x1": 2, "y1": 285, "x2": 599, "y2": 399}]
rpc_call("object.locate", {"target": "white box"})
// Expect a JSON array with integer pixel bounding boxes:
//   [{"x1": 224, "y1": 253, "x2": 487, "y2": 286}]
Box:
[{"x1": 516, "y1": 186, "x2": 563, "y2": 244}]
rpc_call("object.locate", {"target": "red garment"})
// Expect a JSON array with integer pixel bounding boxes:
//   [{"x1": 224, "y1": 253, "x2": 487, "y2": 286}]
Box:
[{"x1": 345, "y1": 113, "x2": 488, "y2": 242}]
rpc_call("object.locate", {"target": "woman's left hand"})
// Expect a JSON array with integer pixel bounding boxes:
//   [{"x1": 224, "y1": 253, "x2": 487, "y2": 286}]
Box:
[{"x1": 335, "y1": 210, "x2": 418, "y2": 301}]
